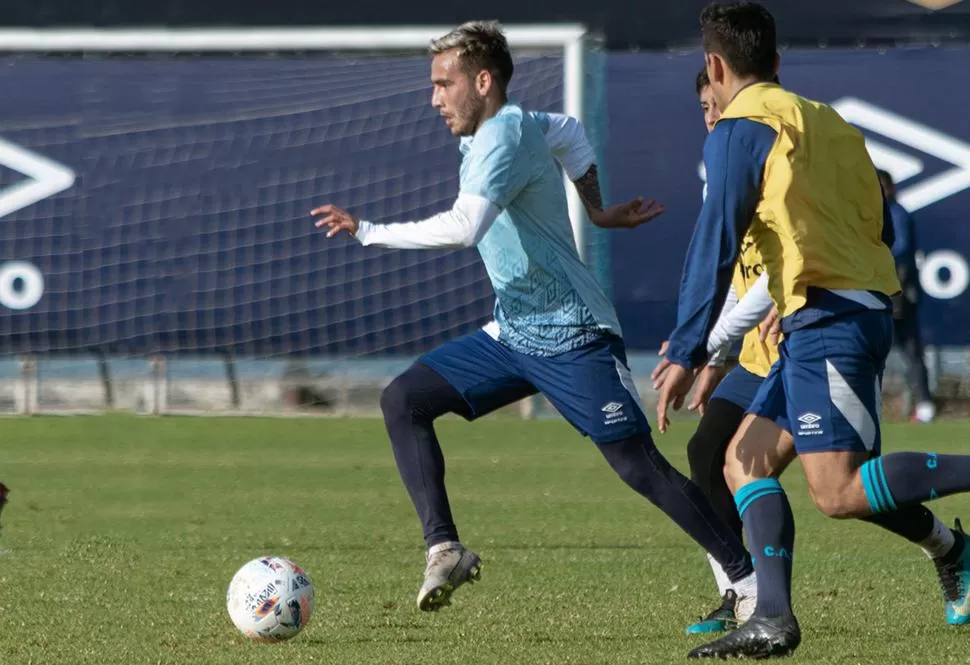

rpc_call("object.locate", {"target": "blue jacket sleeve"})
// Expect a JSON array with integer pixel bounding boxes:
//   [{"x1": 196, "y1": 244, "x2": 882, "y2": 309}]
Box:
[
  {"x1": 665, "y1": 118, "x2": 776, "y2": 369},
  {"x1": 888, "y1": 200, "x2": 913, "y2": 261},
  {"x1": 881, "y1": 195, "x2": 896, "y2": 253}
]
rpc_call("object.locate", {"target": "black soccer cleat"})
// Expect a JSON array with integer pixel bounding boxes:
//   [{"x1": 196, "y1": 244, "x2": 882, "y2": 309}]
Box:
[{"x1": 687, "y1": 614, "x2": 801, "y2": 660}]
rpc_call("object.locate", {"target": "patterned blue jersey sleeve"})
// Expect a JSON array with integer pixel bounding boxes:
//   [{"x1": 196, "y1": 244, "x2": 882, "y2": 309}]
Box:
[
  {"x1": 459, "y1": 116, "x2": 533, "y2": 210},
  {"x1": 665, "y1": 118, "x2": 776, "y2": 369}
]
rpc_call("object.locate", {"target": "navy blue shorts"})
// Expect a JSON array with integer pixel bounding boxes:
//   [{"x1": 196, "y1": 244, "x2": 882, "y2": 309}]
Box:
[
  {"x1": 711, "y1": 365, "x2": 765, "y2": 410},
  {"x1": 748, "y1": 309, "x2": 892, "y2": 454},
  {"x1": 712, "y1": 364, "x2": 789, "y2": 433},
  {"x1": 419, "y1": 330, "x2": 649, "y2": 444},
  {"x1": 713, "y1": 364, "x2": 790, "y2": 432}
]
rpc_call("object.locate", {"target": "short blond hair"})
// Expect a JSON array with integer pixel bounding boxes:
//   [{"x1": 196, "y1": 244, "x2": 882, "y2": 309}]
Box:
[{"x1": 430, "y1": 20, "x2": 514, "y2": 94}]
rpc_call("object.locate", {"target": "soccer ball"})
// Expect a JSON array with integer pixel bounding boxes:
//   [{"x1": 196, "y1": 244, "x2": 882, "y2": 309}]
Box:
[{"x1": 226, "y1": 556, "x2": 315, "y2": 642}]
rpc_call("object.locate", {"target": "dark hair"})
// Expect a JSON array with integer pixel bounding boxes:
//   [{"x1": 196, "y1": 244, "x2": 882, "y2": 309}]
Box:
[
  {"x1": 695, "y1": 67, "x2": 710, "y2": 95},
  {"x1": 699, "y1": 63, "x2": 779, "y2": 93},
  {"x1": 430, "y1": 21, "x2": 514, "y2": 96},
  {"x1": 876, "y1": 169, "x2": 894, "y2": 187},
  {"x1": 700, "y1": 2, "x2": 777, "y2": 81}
]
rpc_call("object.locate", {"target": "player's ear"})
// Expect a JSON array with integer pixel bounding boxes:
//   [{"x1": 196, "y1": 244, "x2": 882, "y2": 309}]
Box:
[
  {"x1": 704, "y1": 53, "x2": 720, "y2": 86},
  {"x1": 475, "y1": 69, "x2": 491, "y2": 97}
]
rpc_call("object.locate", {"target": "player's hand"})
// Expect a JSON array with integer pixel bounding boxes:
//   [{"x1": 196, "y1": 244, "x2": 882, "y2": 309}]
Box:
[
  {"x1": 759, "y1": 307, "x2": 781, "y2": 345},
  {"x1": 687, "y1": 365, "x2": 727, "y2": 415},
  {"x1": 590, "y1": 197, "x2": 665, "y2": 229},
  {"x1": 311, "y1": 204, "x2": 360, "y2": 238},
  {"x1": 651, "y1": 340, "x2": 671, "y2": 388},
  {"x1": 656, "y1": 362, "x2": 697, "y2": 434}
]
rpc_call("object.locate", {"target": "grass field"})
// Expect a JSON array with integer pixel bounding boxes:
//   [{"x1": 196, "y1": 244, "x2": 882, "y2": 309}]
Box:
[{"x1": 2, "y1": 415, "x2": 969, "y2": 664}]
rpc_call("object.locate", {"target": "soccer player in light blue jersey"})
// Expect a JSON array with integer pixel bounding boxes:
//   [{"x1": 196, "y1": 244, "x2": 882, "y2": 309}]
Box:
[{"x1": 312, "y1": 20, "x2": 758, "y2": 614}]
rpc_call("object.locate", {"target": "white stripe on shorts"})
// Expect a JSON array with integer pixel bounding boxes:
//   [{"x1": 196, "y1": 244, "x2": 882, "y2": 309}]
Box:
[{"x1": 825, "y1": 359, "x2": 877, "y2": 451}]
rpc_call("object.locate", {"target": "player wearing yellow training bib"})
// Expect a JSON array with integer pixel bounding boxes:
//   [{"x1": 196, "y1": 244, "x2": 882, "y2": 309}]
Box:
[
  {"x1": 657, "y1": 3, "x2": 970, "y2": 660},
  {"x1": 676, "y1": 68, "x2": 780, "y2": 637}
]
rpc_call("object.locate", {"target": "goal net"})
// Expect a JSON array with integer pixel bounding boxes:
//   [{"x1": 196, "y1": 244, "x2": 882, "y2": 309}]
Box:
[{"x1": 0, "y1": 27, "x2": 610, "y2": 363}]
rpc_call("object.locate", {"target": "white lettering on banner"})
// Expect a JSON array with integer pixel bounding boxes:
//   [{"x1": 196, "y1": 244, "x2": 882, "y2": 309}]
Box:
[
  {"x1": 833, "y1": 99, "x2": 970, "y2": 301},
  {"x1": 919, "y1": 250, "x2": 969, "y2": 300},
  {"x1": 696, "y1": 99, "x2": 970, "y2": 301},
  {"x1": 698, "y1": 99, "x2": 970, "y2": 210},
  {"x1": 830, "y1": 97, "x2": 970, "y2": 213},
  {"x1": 0, "y1": 261, "x2": 44, "y2": 310},
  {"x1": 0, "y1": 137, "x2": 75, "y2": 311},
  {"x1": 0, "y1": 137, "x2": 75, "y2": 219}
]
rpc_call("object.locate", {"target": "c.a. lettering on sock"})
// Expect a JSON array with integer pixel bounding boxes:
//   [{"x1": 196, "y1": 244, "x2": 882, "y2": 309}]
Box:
[
  {"x1": 927, "y1": 453, "x2": 938, "y2": 469},
  {"x1": 763, "y1": 545, "x2": 793, "y2": 560}
]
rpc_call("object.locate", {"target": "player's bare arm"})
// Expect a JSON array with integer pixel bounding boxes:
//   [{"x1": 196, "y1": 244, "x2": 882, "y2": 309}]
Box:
[{"x1": 574, "y1": 164, "x2": 665, "y2": 229}]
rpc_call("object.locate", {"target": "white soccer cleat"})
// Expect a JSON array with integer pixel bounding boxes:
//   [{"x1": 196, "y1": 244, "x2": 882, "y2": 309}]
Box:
[{"x1": 416, "y1": 541, "x2": 482, "y2": 611}]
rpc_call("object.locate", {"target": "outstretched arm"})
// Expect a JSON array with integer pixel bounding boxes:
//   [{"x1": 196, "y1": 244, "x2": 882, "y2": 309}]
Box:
[
  {"x1": 574, "y1": 164, "x2": 665, "y2": 229},
  {"x1": 314, "y1": 116, "x2": 526, "y2": 250},
  {"x1": 312, "y1": 194, "x2": 499, "y2": 250},
  {"x1": 532, "y1": 111, "x2": 664, "y2": 229}
]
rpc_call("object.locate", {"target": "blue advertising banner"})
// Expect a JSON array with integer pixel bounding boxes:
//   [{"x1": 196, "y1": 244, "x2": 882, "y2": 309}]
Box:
[
  {"x1": 2, "y1": 48, "x2": 968, "y2": 357},
  {"x1": 606, "y1": 47, "x2": 970, "y2": 349},
  {"x1": 0, "y1": 55, "x2": 570, "y2": 356}
]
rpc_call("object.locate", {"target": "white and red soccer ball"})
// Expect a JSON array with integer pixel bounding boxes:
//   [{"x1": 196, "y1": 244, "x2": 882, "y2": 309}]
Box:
[{"x1": 226, "y1": 556, "x2": 314, "y2": 642}]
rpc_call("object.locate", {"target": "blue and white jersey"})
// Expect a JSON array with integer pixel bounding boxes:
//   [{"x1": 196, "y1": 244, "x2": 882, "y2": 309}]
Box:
[{"x1": 458, "y1": 104, "x2": 621, "y2": 356}]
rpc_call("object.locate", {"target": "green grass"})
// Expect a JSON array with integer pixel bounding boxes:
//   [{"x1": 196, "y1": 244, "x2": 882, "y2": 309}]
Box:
[{"x1": 1, "y1": 415, "x2": 969, "y2": 664}]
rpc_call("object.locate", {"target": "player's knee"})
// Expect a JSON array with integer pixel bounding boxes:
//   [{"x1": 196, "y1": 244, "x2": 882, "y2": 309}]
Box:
[
  {"x1": 802, "y1": 455, "x2": 872, "y2": 519},
  {"x1": 686, "y1": 400, "x2": 737, "y2": 488},
  {"x1": 809, "y1": 490, "x2": 856, "y2": 519},
  {"x1": 721, "y1": 428, "x2": 749, "y2": 494},
  {"x1": 381, "y1": 364, "x2": 463, "y2": 425},
  {"x1": 599, "y1": 433, "x2": 669, "y2": 496},
  {"x1": 722, "y1": 451, "x2": 746, "y2": 495},
  {"x1": 379, "y1": 376, "x2": 410, "y2": 423},
  {"x1": 807, "y1": 481, "x2": 867, "y2": 519}
]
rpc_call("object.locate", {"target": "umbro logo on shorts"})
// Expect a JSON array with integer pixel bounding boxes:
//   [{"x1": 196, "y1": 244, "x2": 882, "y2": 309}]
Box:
[
  {"x1": 797, "y1": 412, "x2": 821, "y2": 425},
  {"x1": 797, "y1": 412, "x2": 824, "y2": 436},
  {"x1": 601, "y1": 402, "x2": 624, "y2": 414}
]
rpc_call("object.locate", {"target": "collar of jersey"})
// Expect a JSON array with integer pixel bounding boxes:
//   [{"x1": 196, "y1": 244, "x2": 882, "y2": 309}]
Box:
[{"x1": 459, "y1": 102, "x2": 517, "y2": 154}]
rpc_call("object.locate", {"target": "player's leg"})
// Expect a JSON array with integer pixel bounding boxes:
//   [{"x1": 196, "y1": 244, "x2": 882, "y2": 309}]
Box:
[
  {"x1": 684, "y1": 367, "x2": 761, "y2": 634},
  {"x1": 520, "y1": 335, "x2": 757, "y2": 607},
  {"x1": 774, "y1": 310, "x2": 970, "y2": 625},
  {"x1": 895, "y1": 300, "x2": 934, "y2": 422},
  {"x1": 382, "y1": 363, "x2": 473, "y2": 548},
  {"x1": 799, "y1": 450, "x2": 968, "y2": 625},
  {"x1": 687, "y1": 399, "x2": 745, "y2": 543},
  {"x1": 688, "y1": 361, "x2": 802, "y2": 660},
  {"x1": 381, "y1": 329, "x2": 536, "y2": 610}
]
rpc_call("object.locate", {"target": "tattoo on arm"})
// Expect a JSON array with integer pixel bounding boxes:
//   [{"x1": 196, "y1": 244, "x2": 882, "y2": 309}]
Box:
[{"x1": 574, "y1": 164, "x2": 603, "y2": 213}]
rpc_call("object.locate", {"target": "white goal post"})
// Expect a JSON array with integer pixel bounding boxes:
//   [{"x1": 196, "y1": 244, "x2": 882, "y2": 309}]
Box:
[{"x1": 0, "y1": 25, "x2": 593, "y2": 263}]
